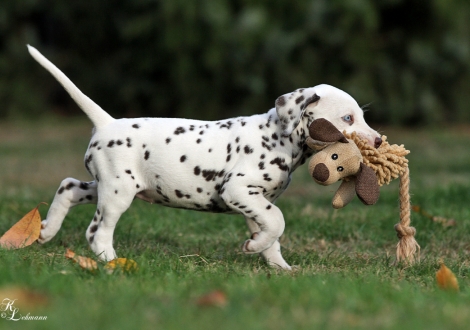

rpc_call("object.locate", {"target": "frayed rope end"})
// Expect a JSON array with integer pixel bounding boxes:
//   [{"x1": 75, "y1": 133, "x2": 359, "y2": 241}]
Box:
[{"x1": 394, "y1": 224, "x2": 421, "y2": 264}]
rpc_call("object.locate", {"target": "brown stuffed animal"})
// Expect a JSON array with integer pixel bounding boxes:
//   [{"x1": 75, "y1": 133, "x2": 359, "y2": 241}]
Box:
[
  {"x1": 307, "y1": 120, "x2": 419, "y2": 264},
  {"x1": 306, "y1": 118, "x2": 380, "y2": 209}
]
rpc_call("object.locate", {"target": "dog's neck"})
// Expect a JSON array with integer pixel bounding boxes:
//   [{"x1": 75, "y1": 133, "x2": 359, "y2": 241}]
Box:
[
  {"x1": 288, "y1": 120, "x2": 315, "y2": 172},
  {"x1": 268, "y1": 109, "x2": 315, "y2": 173}
]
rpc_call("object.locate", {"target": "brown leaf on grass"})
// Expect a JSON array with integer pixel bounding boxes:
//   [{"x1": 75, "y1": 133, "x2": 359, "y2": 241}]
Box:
[
  {"x1": 0, "y1": 204, "x2": 45, "y2": 249},
  {"x1": 64, "y1": 249, "x2": 97, "y2": 271},
  {"x1": 436, "y1": 262, "x2": 459, "y2": 292},
  {"x1": 105, "y1": 258, "x2": 138, "y2": 273},
  {"x1": 412, "y1": 205, "x2": 457, "y2": 227},
  {"x1": 0, "y1": 286, "x2": 49, "y2": 310},
  {"x1": 195, "y1": 290, "x2": 228, "y2": 307}
]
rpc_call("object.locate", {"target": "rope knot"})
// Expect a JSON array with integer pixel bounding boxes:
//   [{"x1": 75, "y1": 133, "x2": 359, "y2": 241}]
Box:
[{"x1": 394, "y1": 223, "x2": 416, "y2": 239}]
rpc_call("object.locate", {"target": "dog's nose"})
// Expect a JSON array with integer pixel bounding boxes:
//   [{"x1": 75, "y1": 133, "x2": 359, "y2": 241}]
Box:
[{"x1": 374, "y1": 137, "x2": 382, "y2": 148}]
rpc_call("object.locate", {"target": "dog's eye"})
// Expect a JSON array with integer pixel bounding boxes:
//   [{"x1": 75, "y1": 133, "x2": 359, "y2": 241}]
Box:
[
  {"x1": 337, "y1": 166, "x2": 344, "y2": 172},
  {"x1": 332, "y1": 154, "x2": 338, "y2": 160},
  {"x1": 342, "y1": 115, "x2": 354, "y2": 124}
]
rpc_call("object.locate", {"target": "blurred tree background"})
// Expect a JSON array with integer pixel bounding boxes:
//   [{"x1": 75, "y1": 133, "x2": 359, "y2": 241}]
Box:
[{"x1": 0, "y1": 0, "x2": 469, "y2": 125}]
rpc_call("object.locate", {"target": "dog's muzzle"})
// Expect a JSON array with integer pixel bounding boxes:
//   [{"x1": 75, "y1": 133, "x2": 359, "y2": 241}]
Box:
[{"x1": 312, "y1": 163, "x2": 329, "y2": 183}]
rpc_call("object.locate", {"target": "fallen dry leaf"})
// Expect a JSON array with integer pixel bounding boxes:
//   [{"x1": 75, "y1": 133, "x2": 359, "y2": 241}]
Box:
[
  {"x1": 64, "y1": 249, "x2": 98, "y2": 271},
  {"x1": 0, "y1": 204, "x2": 45, "y2": 249},
  {"x1": 412, "y1": 205, "x2": 457, "y2": 227},
  {"x1": 436, "y1": 262, "x2": 459, "y2": 292},
  {"x1": 0, "y1": 286, "x2": 49, "y2": 310},
  {"x1": 105, "y1": 258, "x2": 138, "y2": 273},
  {"x1": 195, "y1": 290, "x2": 228, "y2": 307}
]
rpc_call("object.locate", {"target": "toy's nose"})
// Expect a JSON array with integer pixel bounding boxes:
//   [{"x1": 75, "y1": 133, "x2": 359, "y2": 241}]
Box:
[
  {"x1": 312, "y1": 163, "x2": 330, "y2": 183},
  {"x1": 374, "y1": 137, "x2": 382, "y2": 148}
]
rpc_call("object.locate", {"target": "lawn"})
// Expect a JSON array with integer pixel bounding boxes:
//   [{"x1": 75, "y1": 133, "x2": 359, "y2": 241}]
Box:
[{"x1": 1, "y1": 119, "x2": 470, "y2": 330}]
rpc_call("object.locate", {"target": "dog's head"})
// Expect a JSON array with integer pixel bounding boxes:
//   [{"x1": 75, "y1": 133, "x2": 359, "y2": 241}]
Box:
[
  {"x1": 275, "y1": 84, "x2": 381, "y2": 148},
  {"x1": 306, "y1": 119, "x2": 380, "y2": 208}
]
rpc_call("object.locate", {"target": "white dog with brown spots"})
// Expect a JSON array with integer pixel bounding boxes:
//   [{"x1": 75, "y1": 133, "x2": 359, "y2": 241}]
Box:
[{"x1": 28, "y1": 45, "x2": 381, "y2": 270}]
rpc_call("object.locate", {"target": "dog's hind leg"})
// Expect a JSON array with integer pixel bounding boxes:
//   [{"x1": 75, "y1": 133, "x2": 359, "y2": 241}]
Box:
[
  {"x1": 85, "y1": 185, "x2": 135, "y2": 261},
  {"x1": 245, "y1": 218, "x2": 292, "y2": 270},
  {"x1": 39, "y1": 178, "x2": 97, "y2": 244}
]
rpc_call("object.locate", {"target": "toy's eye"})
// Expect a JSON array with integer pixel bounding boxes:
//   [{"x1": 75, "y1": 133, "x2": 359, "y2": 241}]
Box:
[
  {"x1": 337, "y1": 166, "x2": 344, "y2": 172},
  {"x1": 332, "y1": 154, "x2": 338, "y2": 160},
  {"x1": 342, "y1": 115, "x2": 354, "y2": 123}
]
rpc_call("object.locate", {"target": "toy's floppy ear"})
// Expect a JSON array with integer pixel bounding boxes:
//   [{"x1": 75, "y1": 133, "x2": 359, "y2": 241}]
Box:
[
  {"x1": 331, "y1": 164, "x2": 379, "y2": 208},
  {"x1": 355, "y1": 163, "x2": 380, "y2": 205},
  {"x1": 276, "y1": 89, "x2": 320, "y2": 137},
  {"x1": 308, "y1": 118, "x2": 349, "y2": 143},
  {"x1": 306, "y1": 118, "x2": 349, "y2": 151},
  {"x1": 305, "y1": 137, "x2": 331, "y2": 151}
]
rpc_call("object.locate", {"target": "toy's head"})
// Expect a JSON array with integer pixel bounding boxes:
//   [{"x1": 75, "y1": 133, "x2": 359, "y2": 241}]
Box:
[{"x1": 307, "y1": 119, "x2": 380, "y2": 208}]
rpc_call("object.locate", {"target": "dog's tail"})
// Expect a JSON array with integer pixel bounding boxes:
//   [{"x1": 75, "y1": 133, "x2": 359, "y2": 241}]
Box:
[{"x1": 27, "y1": 45, "x2": 114, "y2": 128}]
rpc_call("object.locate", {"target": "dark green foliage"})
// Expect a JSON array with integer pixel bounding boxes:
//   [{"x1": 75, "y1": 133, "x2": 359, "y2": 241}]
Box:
[{"x1": 1, "y1": 0, "x2": 470, "y2": 124}]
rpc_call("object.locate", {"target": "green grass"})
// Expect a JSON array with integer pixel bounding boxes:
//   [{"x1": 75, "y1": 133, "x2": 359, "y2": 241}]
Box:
[{"x1": 1, "y1": 120, "x2": 470, "y2": 329}]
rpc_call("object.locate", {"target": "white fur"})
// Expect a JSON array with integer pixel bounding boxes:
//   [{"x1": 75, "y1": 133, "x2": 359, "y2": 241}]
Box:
[{"x1": 28, "y1": 45, "x2": 380, "y2": 270}]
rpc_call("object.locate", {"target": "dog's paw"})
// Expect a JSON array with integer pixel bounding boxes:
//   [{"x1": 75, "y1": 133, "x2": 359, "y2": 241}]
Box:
[
  {"x1": 267, "y1": 260, "x2": 293, "y2": 271},
  {"x1": 250, "y1": 232, "x2": 259, "y2": 240},
  {"x1": 242, "y1": 238, "x2": 272, "y2": 255},
  {"x1": 241, "y1": 239, "x2": 257, "y2": 254},
  {"x1": 96, "y1": 249, "x2": 118, "y2": 262},
  {"x1": 241, "y1": 232, "x2": 261, "y2": 254},
  {"x1": 37, "y1": 220, "x2": 55, "y2": 244},
  {"x1": 91, "y1": 242, "x2": 117, "y2": 262}
]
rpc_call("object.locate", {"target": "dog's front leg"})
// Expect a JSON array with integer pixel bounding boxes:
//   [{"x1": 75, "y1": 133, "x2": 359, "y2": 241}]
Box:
[
  {"x1": 240, "y1": 204, "x2": 285, "y2": 255},
  {"x1": 221, "y1": 184, "x2": 285, "y2": 256},
  {"x1": 245, "y1": 218, "x2": 292, "y2": 270}
]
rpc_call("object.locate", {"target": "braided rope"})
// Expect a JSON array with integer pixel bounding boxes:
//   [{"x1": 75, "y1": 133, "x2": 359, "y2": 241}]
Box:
[
  {"x1": 394, "y1": 166, "x2": 420, "y2": 264},
  {"x1": 343, "y1": 132, "x2": 419, "y2": 264}
]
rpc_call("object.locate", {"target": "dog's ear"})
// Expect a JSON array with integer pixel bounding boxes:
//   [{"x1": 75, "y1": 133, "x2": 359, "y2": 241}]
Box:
[
  {"x1": 276, "y1": 89, "x2": 320, "y2": 137},
  {"x1": 308, "y1": 118, "x2": 348, "y2": 143},
  {"x1": 355, "y1": 163, "x2": 380, "y2": 205}
]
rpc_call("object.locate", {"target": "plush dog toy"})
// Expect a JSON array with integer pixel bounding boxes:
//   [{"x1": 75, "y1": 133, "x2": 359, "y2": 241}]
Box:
[
  {"x1": 306, "y1": 118, "x2": 380, "y2": 209},
  {"x1": 306, "y1": 118, "x2": 420, "y2": 264}
]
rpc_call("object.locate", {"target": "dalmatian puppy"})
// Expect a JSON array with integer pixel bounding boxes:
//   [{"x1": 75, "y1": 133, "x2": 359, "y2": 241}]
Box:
[{"x1": 28, "y1": 45, "x2": 381, "y2": 270}]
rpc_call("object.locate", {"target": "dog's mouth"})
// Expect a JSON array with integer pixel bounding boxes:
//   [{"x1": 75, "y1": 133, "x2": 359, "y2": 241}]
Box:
[{"x1": 358, "y1": 133, "x2": 382, "y2": 148}]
